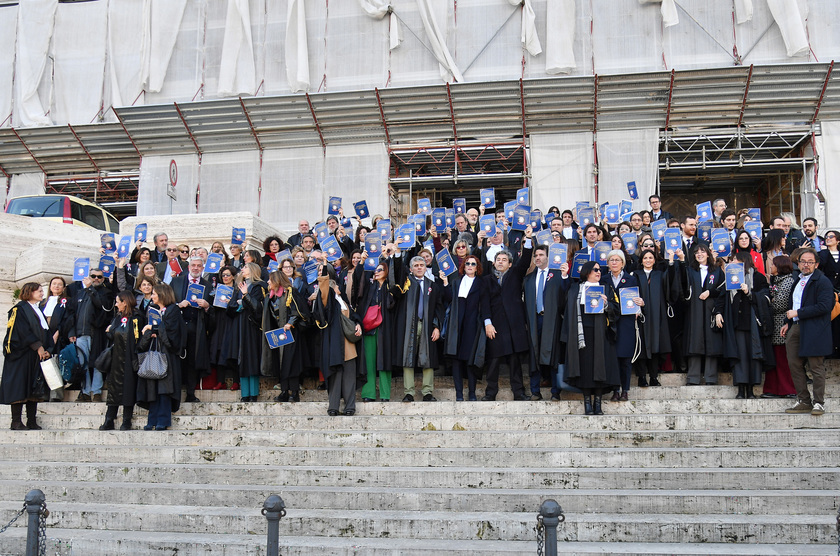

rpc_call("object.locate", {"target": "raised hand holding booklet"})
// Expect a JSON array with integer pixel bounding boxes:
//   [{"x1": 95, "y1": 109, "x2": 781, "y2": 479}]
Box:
[
  {"x1": 205, "y1": 253, "x2": 224, "y2": 273},
  {"x1": 74, "y1": 258, "x2": 90, "y2": 281},
  {"x1": 627, "y1": 181, "x2": 638, "y2": 199},
  {"x1": 725, "y1": 262, "x2": 745, "y2": 291},
  {"x1": 320, "y1": 235, "x2": 342, "y2": 262},
  {"x1": 187, "y1": 283, "x2": 205, "y2": 308},
  {"x1": 99, "y1": 256, "x2": 116, "y2": 278},
  {"x1": 231, "y1": 227, "x2": 246, "y2": 245},
  {"x1": 480, "y1": 215, "x2": 497, "y2": 236},
  {"x1": 619, "y1": 286, "x2": 641, "y2": 315},
  {"x1": 328, "y1": 196, "x2": 341, "y2": 215},
  {"x1": 117, "y1": 236, "x2": 132, "y2": 258},
  {"x1": 100, "y1": 233, "x2": 116, "y2": 253},
  {"x1": 480, "y1": 188, "x2": 495, "y2": 208},
  {"x1": 710, "y1": 228, "x2": 731, "y2": 257},
  {"x1": 354, "y1": 200, "x2": 369, "y2": 219},
  {"x1": 584, "y1": 285, "x2": 605, "y2": 314},
  {"x1": 548, "y1": 243, "x2": 568, "y2": 269},
  {"x1": 213, "y1": 285, "x2": 234, "y2": 308},
  {"x1": 696, "y1": 201, "x2": 713, "y2": 222},
  {"x1": 134, "y1": 223, "x2": 148, "y2": 242},
  {"x1": 453, "y1": 198, "x2": 466, "y2": 215},
  {"x1": 436, "y1": 249, "x2": 457, "y2": 277},
  {"x1": 417, "y1": 198, "x2": 432, "y2": 215}
]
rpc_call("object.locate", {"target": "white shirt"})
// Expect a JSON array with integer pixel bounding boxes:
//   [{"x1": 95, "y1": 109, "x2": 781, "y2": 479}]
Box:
[
  {"x1": 458, "y1": 275, "x2": 475, "y2": 298},
  {"x1": 699, "y1": 264, "x2": 708, "y2": 286},
  {"x1": 792, "y1": 272, "x2": 814, "y2": 321},
  {"x1": 485, "y1": 243, "x2": 503, "y2": 263},
  {"x1": 43, "y1": 296, "x2": 60, "y2": 318},
  {"x1": 534, "y1": 268, "x2": 548, "y2": 301},
  {"x1": 562, "y1": 227, "x2": 575, "y2": 239},
  {"x1": 29, "y1": 301, "x2": 49, "y2": 330}
]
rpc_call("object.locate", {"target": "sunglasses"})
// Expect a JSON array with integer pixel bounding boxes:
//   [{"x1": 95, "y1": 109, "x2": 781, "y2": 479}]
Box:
[
  {"x1": 90, "y1": 275, "x2": 104, "y2": 279},
  {"x1": 464, "y1": 261, "x2": 477, "y2": 267},
  {"x1": 456, "y1": 245, "x2": 468, "y2": 249},
  {"x1": 180, "y1": 250, "x2": 189, "y2": 254},
  {"x1": 375, "y1": 268, "x2": 385, "y2": 273},
  {"x1": 591, "y1": 268, "x2": 601, "y2": 273},
  {"x1": 166, "y1": 248, "x2": 178, "y2": 252}
]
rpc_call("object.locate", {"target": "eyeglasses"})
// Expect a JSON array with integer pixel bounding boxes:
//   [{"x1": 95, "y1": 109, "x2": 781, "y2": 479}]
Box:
[
  {"x1": 375, "y1": 268, "x2": 385, "y2": 273},
  {"x1": 799, "y1": 260, "x2": 817, "y2": 266},
  {"x1": 464, "y1": 261, "x2": 477, "y2": 267},
  {"x1": 166, "y1": 248, "x2": 178, "y2": 252},
  {"x1": 221, "y1": 273, "x2": 233, "y2": 278},
  {"x1": 456, "y1": 245, "x2": 468, "y2": 249}
]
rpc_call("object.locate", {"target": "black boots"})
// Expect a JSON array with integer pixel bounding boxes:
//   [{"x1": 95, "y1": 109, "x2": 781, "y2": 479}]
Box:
[
  {"x1": 584, "y1": 396, "x2": 593, "y2": 415},
  {"x1": 100, "y1": 405, "x2": 118, "y2": 430},
  {"x1": 120, "y1": 406, "x2": 134, "y2": 431},
  {"x1": 25, "y1": 402, "x2": 41, "y2": 430},
  {"x1": 10, "y1": 403, "x2": 25, "y2": 430},
  {"x1": 746, "y1": 385, "x2": 756, "y2": 399},
  {"x1": 584, "y1": 395, "x2": 604, "y2": 416},
  {"x1": 593, "y1": 395, "x2": 604, "y2": 415}
]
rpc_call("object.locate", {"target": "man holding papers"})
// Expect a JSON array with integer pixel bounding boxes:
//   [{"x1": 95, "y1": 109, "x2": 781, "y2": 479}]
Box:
[{"x1": 171, "y1": 257, "x2": 212, "y2": 403}]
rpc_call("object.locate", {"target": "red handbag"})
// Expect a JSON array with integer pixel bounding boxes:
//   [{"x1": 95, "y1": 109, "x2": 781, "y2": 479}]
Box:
[{"x1": 362, "y1": 305, "x2": 383, "y2": 332}]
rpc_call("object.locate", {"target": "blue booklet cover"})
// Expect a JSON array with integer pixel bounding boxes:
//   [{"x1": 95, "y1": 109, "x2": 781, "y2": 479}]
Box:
[
  {"x1": 605, "y1": 204, "x2": 620, "y2": 225},
  {"x1": 341, "y1": 218, "x2": 353, "y2": 233},
  {"x1": 205, "y1": 253, "x2": 224, "y2": 273},
  {"x1": 417, "y1": 198, "x2": 432, "y2": 215},
  {"x1": 134, "y1": 223, "x2": 147, "y2": 242},
  {"x1": 747, "y1": 207, "x2": 761, "y2": 221},
  {"x1": 396, "y1": 223, "x2": 416, "y2": 249},
  {"x1": 710, "y1": 229, "x2": 731, "y2": 257},
  {"x1": 320, "y1": 235, "x2": 342, "y2": 261},
  {"x1": 536, "y1": 229, "x2": 552, "y2": 246},
  {"x1": 147, "y1": 307, "x2": 162, "y2": 327},
  {"x1": 436, "y1": 248, "x2": 458, "y2": 276},
  {"x1": 584, "y1": 285, "x2": 605, "y2": 314},
  {"x1": 696, "y1": 201, "x2": 713, "y2": 222},
  {"x1": 725, "y1": 262, "x2": 745, "y2": 291},
  {"x1": 571, "y1": 252, "x2": 589, "y2": 279},
  {"x1": 662, "y1": 228, "x2": 682, "y2": 257},
  {"x1": 479, "y1": 215, "x2": 497, "y2": 236},
  {"x1": 593, "y1": 242, "x2": 611, "y2": 264},
  {"x1": 480, "y1": 188, "x2": 496, "y2": 208},
  {"x1": 548, "y1": 243, "x2": 568, "y2": 269},
  {"x1": 511, "y1": 204, "x2": 531, "y2": 231},
  {"x1": 620, "y1": 286, "x2": 640, "y2": 315},
  {"x1": 504, "y1": 200, "x2": 517, "y2": 221},
  {"x1": 620, "y1": 199, "x2": 633, "y2": 215},
  {"x1": 529, "y1": 209, "x2": 542, "y2": 230},
  {"x1": 578, "y1": 207, "x2": 596, "y2": 227},
  {"x1": 377, "y1": 219, "x2": 392, "y2": 241},
  {"x1": 74, "y1": 258, "x2": 90, "y2": 281},
  {"x1": 265, "y1": 328, "x2": 295, "y2": 349},
  {"x1": 697, "y1": 221, "x2": 713, "y2": 242},
  {"x1": 313, "y1": 222, "x2": 330, "y2": 243},
  {"x1": 453, "y1": 198, "x2": 466, "y2": 215},
  {"x1": 99, "y1": 256, "x2": 116, "y2": 278},
  {"x1": 304, "y1": 260, "x2": 320, "y2": 284},
  {"x1": 621, "y1": 233, "x2": 638, "y2": 253},
  {"x1": 409, "y1": 214, "x2": 426, "y2": 236},
  {"x1": 364, "y1": 255, "x2": 380, "y2": 271},
  {"x1": 328, "y1": 196, "x2": 341, "y2": 215},
  {"x1": 187, "y1": 283, "x2": 205, "y2": 308},
  {"x1": 423, "y1": 238, "x2": 435, "y2": 252},
  {"x1": 213, "y1": 285, "x2": 234, "y2": 308},
  {"x1": 231, "y1": 227, "x2": 246, "y2": 245},
  {"x1": 444, "y1": 209, "x2": 455, "y2": 229},
  {"x1": 651, "y1": 219, "x2": 667, "y2": 241},
  {"x1": 598, "y1": 202, "x2": 608, "y2": 221},
  {"x1": 575, "y1": 201, "x2": 591, "y2": 216},
  {"x1": 744, "y1": 221, "x2": 762, "y2": 240},
  {"x1": 516, "y1": 187, "x2": 529, "y2": 205},
  {"x1": 627, "y1": 181, "x2": 638, "y2": 199},
  {"x1": 544, "y1": 212, "x2": 556, "y2": 227},
  {"x1": 354, "y1": 200, "x2": 369, "y2": 219},
  {"x1": 432, "y1": 208, "x2": 446, "y2": 232},
  {"x1": 267, "y1": 259, "x2": 280, "y2": 272},
  {"x1": 117, "y1": 236, "x2": 131, "y2": 258},
  {"x1": 100, "y1": 233, "x2": 116, "y2": 253},
  {"x1": 275, "y1": 248, "x2": 291, "y2": 262},
  {"x1": 365, "y1": 235, "x2": 382, "y2": 256}
]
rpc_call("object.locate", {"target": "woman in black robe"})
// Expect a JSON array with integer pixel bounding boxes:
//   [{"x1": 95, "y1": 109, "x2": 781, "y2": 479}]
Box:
[
  {"x1": 234, "y1": 262, "x2": 266, "y2": 402},
  {"x1": 210, "y1": 266, "x2": 239, "y2": 390},
  {"x1": 354, "y1": 259, "x2": 397, "y2": 402},
  {"x1": 678, "y1": 244, "x2": 724, "y2": 385},
  {"x1": 100, "y1": 291, "x2": 143, "y2": 430},
  {"x1": 263, "y1": 268, "x2": 309, "y2": 402},
  {"x1": 560, "y1": 261, "x2": 620, "y2": 415},
  {"x1": 39, "y1": 276, "x2": 74, "y2": 402},
  {"x1": 631, "y1": 249, "x2": 674, "y2": 387},
  {"x1": 1, "y1": 283, "x2": 53, "y2": 430}
]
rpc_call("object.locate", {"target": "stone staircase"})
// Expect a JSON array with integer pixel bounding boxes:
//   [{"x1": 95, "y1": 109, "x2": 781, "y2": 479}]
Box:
[{"x1": 0, "y1": 370, "x2": 838, "y2": 555}]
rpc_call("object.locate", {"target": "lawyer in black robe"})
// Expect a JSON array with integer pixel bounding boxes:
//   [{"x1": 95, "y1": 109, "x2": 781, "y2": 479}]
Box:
[{"x1": 171, "y1": 265, "x2": 213, "y2": 402}]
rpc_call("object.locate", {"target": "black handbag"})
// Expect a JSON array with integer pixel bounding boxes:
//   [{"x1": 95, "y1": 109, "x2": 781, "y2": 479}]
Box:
[
  {"x1": 340, "y1": 311, "x2": 361, "y2": 343},
  {"x1": 94, "y1": 346, "x2": 112, "y2": 374}
]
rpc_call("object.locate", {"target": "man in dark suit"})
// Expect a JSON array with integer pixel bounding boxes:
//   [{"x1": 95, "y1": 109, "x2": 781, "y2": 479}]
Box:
[
  {"x1": 325, "y1": 215, "x2": 355, "y2": 257},
  {"x1": 156, "y1": 245, "x2": 188, "y2": 284},
  {"x1": 151, "y1": 232, "x2": 169, "y2": 263},
  {"x1": 574, "y1": 224, "x2": 601, "y2": 259},
  {"x1": 782, "y1": 248, "x2": 834, "y2": 416},
  {"x1": 285, "y1": 219, "x2": 311, "y2": 249},
  {"x1": 648, "y1": 195, "x2": 673, "y2": 222},
  {"x1": 171, "y1": 257, "x2": 213, "y2": 403},
  {"x1": 523, "y1": 245, "x2": 569, "y2": 401},
  {"x1": 452, "y1": 214, "x2": 478, "y2": 250},
  {"x1": 480, "y1": 226, "x2": 534, "y2": 401}
]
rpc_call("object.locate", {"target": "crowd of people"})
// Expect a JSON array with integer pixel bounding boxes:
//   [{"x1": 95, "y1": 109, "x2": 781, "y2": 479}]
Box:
[{"x1": 2, "y1": 195, "x2": 836, "y2": 429}]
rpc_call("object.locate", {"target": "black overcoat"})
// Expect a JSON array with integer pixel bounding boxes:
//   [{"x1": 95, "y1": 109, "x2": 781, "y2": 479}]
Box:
[
  {"x1": 136, "y1": 303, "x2": 183, "y2": 413},
  {"x1": 632, "y1": 268, "x2": 673, "y2": 357},
  {"x1": 443, "y1": 274, "x2": 487, "y2": 367},
  {"x1": 600, "y1": 272, "x2": 640, "y2": 358},
  {"x1": 105, "y1": 312, "x2": 142, "y2": 406},
  {"x1": 680, "y1": 264, "x2": 724, "y2": 356},
  {"x1": 523, "y1": 268, "x2": 568, "y2": 368},
  {"x1": 354, "y1": 265, "x2": 398, "y2": 372},
  {"x1": 785, "y1": 268, "x2": 835, "y2": 357},
  {"x1": 391, "y1": 259, "x2": 445, "y2": 369},
  {"x1": 480, "y1": 246, "x2": 533, "y2": 358},
  {"x1": 1, "y1": 302, "x2": 51, "y2": 404},
  {"x1": 171, "y1": 275, "x2": 213, "y2": 373}
]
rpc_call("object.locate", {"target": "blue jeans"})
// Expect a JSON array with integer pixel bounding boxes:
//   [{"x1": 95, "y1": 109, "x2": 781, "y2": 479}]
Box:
[
  {"x1": 75, "y1": 336, "x2": 103, "y2": 395},
  {"x1": 146, "y1": 395, "x2": 172, "y2": 429}
]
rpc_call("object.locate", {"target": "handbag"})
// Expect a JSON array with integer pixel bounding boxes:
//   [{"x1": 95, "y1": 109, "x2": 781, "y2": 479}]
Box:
[
  {"x1": 340, "y1": 311, "x2": 361, "y2": 343},
  {"x1": 362, "y1": 305, "x2": 383, "y2": 332},
  {"x1": 137, "y1": 339, "x2": 169, "y2": 380},
  {"x1": 94, "y1": 346, "x2": 112, "y2": 374},
  {"x1": 40, "y1": 357, "x2": 65, "y2": 391}
]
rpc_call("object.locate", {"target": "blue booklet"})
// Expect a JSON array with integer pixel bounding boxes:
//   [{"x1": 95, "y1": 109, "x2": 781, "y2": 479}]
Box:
[
  {"x1": 511, "y1": 204, "x2": 531, "y2": 231},
  {"x1": 99, "y1": 256, "x2": 116, "y2": 278},
  {"x1": 598, "y1": 202, "x2": 608, "y2": 221},
  {"x1": 453, "y1": 198, "x2": 466, "y2": 215},
  {"x1": 696, "y1": 201, "x2": 713, "y2": 222},
  {"x1": 536, "y1": 229, "x2": 552, "y2": 246},
  {"x1": 365, "y1": 235, "x2": 382, "y2": 256},
  {"x1": 396, "y1": 223, "x2": 416, "y2": 249},
  {"x1": 744, "y1": 221, "x2": 762, "y2": 240},
  {"x1": 605, "y1": 204, "x2": 620, "y2": 225},
  {"x1": 354, "y1": 200, "x2": 369, "y2": 219},
  {"x1": 313, "y1": 222, "x2": 330, "y2": 243},
  {"x1": 320, "y1": 235, "x2": 342, "y2": 261},
  {"x1": 341, "y1": 218, "x2": 353, "y2": 233},
  {"x1": 548, "y1": 243, "x2": 568, "y2": 269},
  {"x1": 620, "y1": 286, "x2": 640, "y2": 315},
  {"x1": 417, "y1": 198, "x2": 432, "y2": 215},
  {"x1": 100, "y1": 233, "x2": 116, "y2": 253},
  {"x1": 436, "y1": 248, "x2": 457, "y2": 276},
  {"x1": 423, "y1": 238, "x2": 435, "y2": 252},
  {"x1": 575, "y1": 201, "x2": 591, "y2": 216},
  {"x1": 376, "y1": 219, "x2": 392, "y2": 242},
  {"x1": 205, "y1": 253, "x2": 224, "y2": 273},
  {"x1": 621, "y1": 233, "x2": 638, "y2": 253},
  {"x1": 544, "y1": 212, "x2": 556, "y2": 227},
  {"x1": 593, "y1": 241, "x2": 611, "y2": 264},
  {"x1": 504, "y1": 200, "x2": 517, "y2": 221},
  {"x1": 364, "y1": 254, "x2": 380, "y2": 271},
  {"x1": 117, "y1": 236, "x2": 131, "y2": 258},
  {"x1": 275, "y1": 248, "x2": 291, "y2": 262},
  {"x1": 231, "y1": 227, "x2": 245, "y2": 245},
  {"x1": 480, "y1": 188, "x2": 496, "y2": 208},
  {"x1": 479, "y1": 215, "x2": 497, "y2": 236},
  {"x1": 409, "y1": 214, "x2": 426, "y2": 236},
  {"x1": 432, "y1": 208, "x2": 446, "y2": 232},
  {"x1": 267, "y1": 259, "x2": 279, "y2": 272},
  {"x1": 74, "y1": 258, "x2": 90, "y2": 281},
  {"x1": 697, "y1": 221, "x2": 713, "y2": 243},
  {"x1": 444, "y1": 209, "x2": 455, "y2": 229},
  {"x1": 265, "y1": 328, "x2": 295, "y2": 349},
  {"x1": 147, "y1": 307, "x2": 162, "y2": 327},
  {"x1": 747, "y1": 207, "x2": 761, "y2": 221},
  {"x1": 328, "y1": 196, "x2": 341, "y2": 215},
  {"x1": 187, "y1": 283, "x2": 205, "y2": 308},
  {"x1": 627, "y1": 181, "x2": 638, "y2": 199},
  {"x1": 662, "y1": 228, "x2": 682, "y2": 258},
  {"x1": 213, "y1": 285, "x2": 234, "y2": 308},
  {"x1": 584, "y1": 284, "x2": 605, "y2": 314},
  {"x1": 710, "y1": 229, "x2": 731, "y2": 257},
  {"x1": 134, "y1": 223, "x2": 148, "y2": 242},
  {"x1": 529, "y1": 209, "x2": 543, "y2": 230},
  {"x1": 303, "y1": 260, "x2": 320, "y2": 284},
  {"x1": 578, "y1": 207, "x2": 596, "y2": 227},
  {"x1": 570, "y1": 252, "x2": 589, "y2": 279},
  {"x1": 620, "y1": 200, "x2": 633, "y2": 215},
  {"x1": 516, "y1": 187, "x2": 529, "y2": 205},
  {"x1": 651, "y1": 219, "x2": 667, "y2": 241},
  {"x1": 725, "y1": 262, "x2": 745, "y2": 291}
]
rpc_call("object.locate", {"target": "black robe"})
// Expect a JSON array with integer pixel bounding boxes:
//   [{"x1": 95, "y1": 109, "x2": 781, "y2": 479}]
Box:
[
  {"x1": 443, "y1": 274, "x2": 487, "y2": 368},
  {"x1": 1, "y1": 302, "x2": 51, "y2": 404},
  {"x1": 260, "y1": 286, "x2": 309, "y2": 379},
  {"x1": 135, "y1": 303, "x2": 183, "y2": 413},
  {"x1": 170, "y1": 275, "x2": 213, "y2": 375},
  {"x1": 680, "y1": 263, "x2": 724, "y2": 357},
  {"x1": 237, "y1": 281, "x2": 267, "y2": 378},
  {"x1": 354, "y1": 266, "x2": 398, "y2": 372},
  {"x1": 313, "y1": 276, "x2": 366, "y2": 384},
  {"x1": 632, "y1": 268, "x2": 673, "y2": 357},
  {"x1": 481, "y1": 246, "x2": 534, "y2": 358},
  {"x1": 105, "y1": 312, "x2": 142, "y2": 406},
  {"x1": 715, "y1": 270, "x2": 775, "y2": 371},
  {"x1": 523, "y1": 268, "x2": 568, "y2": 368},
  {"x1": 391, "y1": 263, "x2": 445, "y2": 370}
]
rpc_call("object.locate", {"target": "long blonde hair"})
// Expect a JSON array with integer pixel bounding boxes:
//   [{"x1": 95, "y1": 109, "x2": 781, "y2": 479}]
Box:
[{"x1": 235, "y1": 262, "x2": 262, "y2": 288}]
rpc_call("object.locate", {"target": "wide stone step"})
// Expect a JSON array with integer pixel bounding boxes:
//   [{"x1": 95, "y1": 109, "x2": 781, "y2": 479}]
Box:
[
  {"x1": 1, "y1": 528, "x2": 832, "y2": 556},
  {"x1": 1, "y1": 461, "x2": 836, "y2": 490},
  {"x1": 2, "y1": 481, "x2": 836, "y2": 515},
  {"x1": 0, "y1": 504, "x2": 835, "y2": 543},
  {"x1": 3, "y1": 428, "x2": 836, "y2": 448},
  {"x1": 1, "y1": 443, "x2": 837, "y2": 469}
]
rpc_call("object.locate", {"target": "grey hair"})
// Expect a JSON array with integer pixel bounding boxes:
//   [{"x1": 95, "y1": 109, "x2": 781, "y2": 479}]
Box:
[
  {"x1": 780, "y1": 211, "x2": 800, "y2": 229},
  {"x1": 410, "y1": 256, "x2": 426, "y2": 267},
  {"x1": 494, "y1": 249, "x2": 514, "y2": 263},
  {"x1": 606, "y1": 249, "x2": 626, "y2": 266},
  {"x1": 188, "y1": 256, "x2": 204, "y2": 264},
  {"x1": 153, "y1": 232, "x2": 167, "y2": 242},
  {"x1": 450, "y1": 239, "x2": 470, "y2": 256}
]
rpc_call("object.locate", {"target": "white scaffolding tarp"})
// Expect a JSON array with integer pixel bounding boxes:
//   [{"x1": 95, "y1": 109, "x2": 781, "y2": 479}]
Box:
[
  {"x1": 107, "y1": 0, "x2": 150, "y2": 109},
  {"x1": 323, "y1": 142, "x2": 390, "y2": 224},
  {"x1": 530, "y1": 132, "x2": 594, "y2": 211},
  {"x1": 197, "y1": 150, "x2": 261, "y2": 215},
  {"x1": 5, "y1": 173, "x2": 46, "y2": 208},
  {"x1": 137, "y1": 155, "x2": 199, "y2": 217},
  {"x1": 0, "y1": 6, "x2": 17, "y2": 125},
  {"x1": 14, "y1": 0, "x2": 57, "y2": 127},
  {"x1": 596, "y1": 128, "x2": 659, "y2": 212},
  {"x1": 218, "y1": 0, "x2": 257, "y2": 97},
  {"x1": 816, "y1": 121, "x2": 840, "y2": 229}
]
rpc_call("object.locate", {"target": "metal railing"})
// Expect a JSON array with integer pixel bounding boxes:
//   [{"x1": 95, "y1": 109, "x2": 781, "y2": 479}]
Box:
[
  {"x1": 262, "y1": 494, "x2": 286, "y2": 556},
  {"x1": 536, "y1": 499, "x2": 565, "y2": 556},
  {"x1": 0, "y1": 490, "x2": 48, "y2": 556}
]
